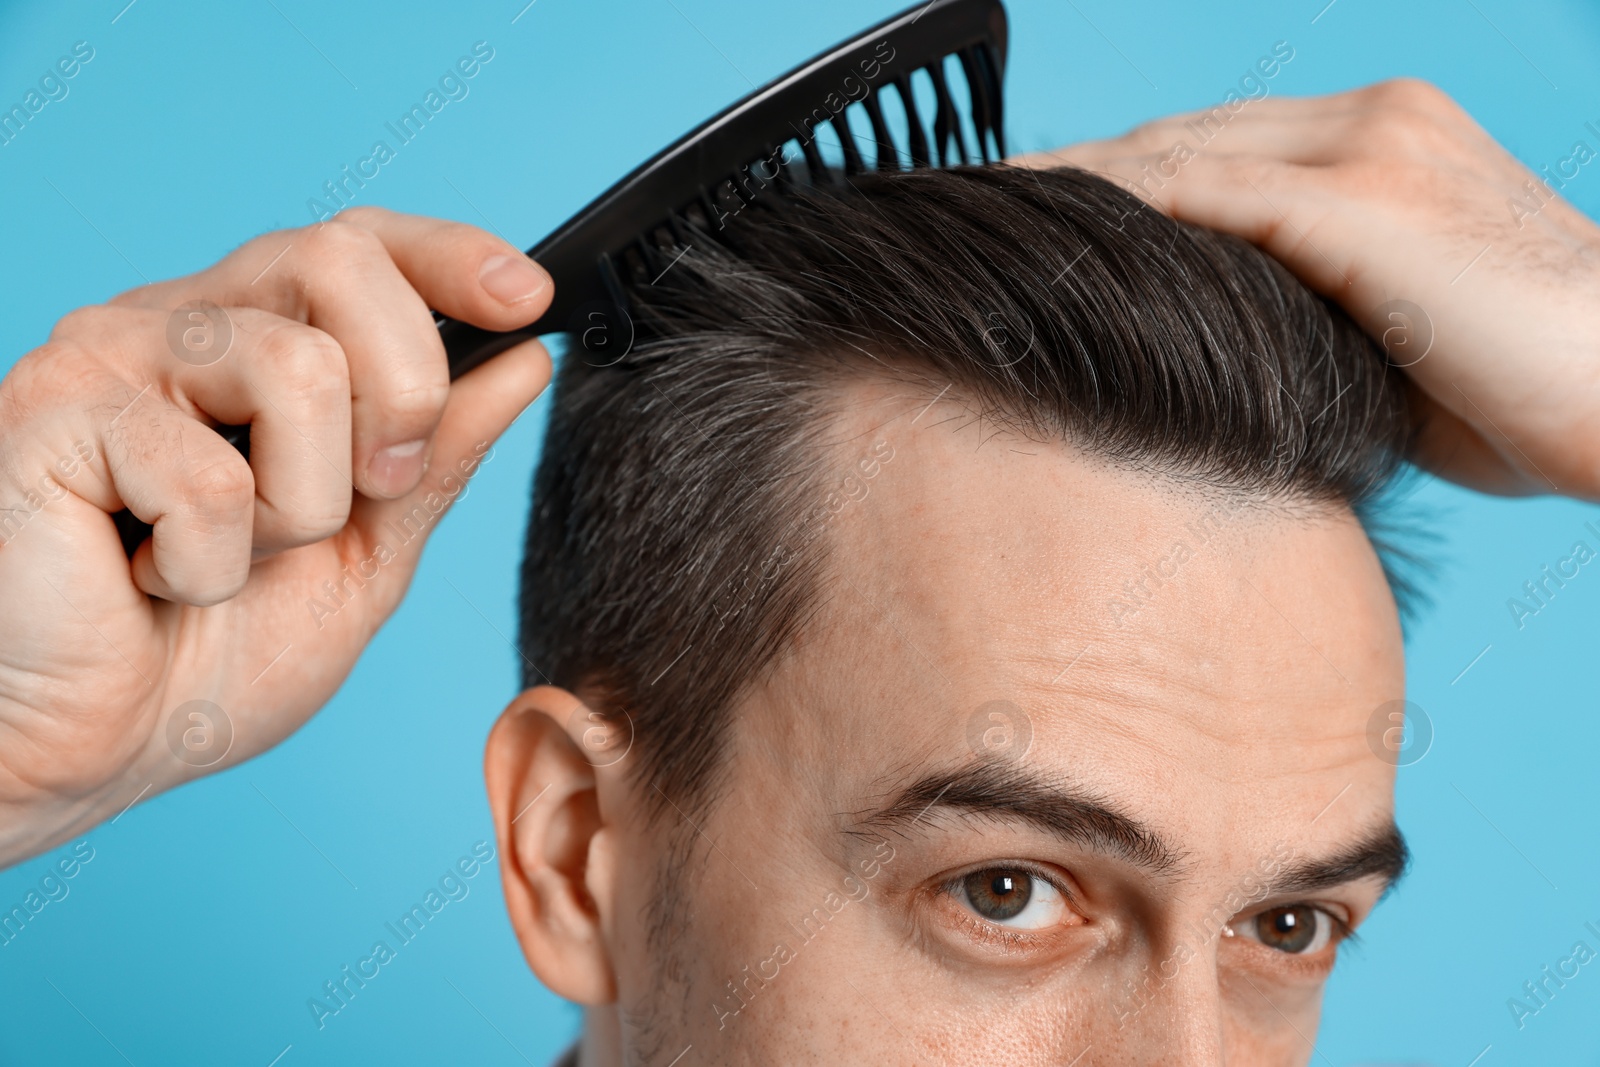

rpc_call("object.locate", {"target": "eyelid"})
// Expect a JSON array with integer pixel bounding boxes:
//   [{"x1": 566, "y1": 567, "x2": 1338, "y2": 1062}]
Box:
[
  {"x1": 931, "y1": 859, "x2": 1091, "y2": 953},
  {"x1": 1227, "y1": 902, "x2": 1360, "y2": 951},
  {"x1": 938, "y1": 859, "x2": 1083, "y2": 913}
]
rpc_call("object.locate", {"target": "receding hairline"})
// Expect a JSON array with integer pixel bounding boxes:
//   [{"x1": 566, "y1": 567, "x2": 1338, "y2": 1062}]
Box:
[{"x1": 819, "y1": 366, "x2": 1390, "y2": 523}]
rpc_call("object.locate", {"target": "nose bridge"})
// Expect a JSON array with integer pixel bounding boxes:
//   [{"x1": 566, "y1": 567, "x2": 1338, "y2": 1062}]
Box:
[{"x1": 1096, "y1": 942, "x2": 1229, "y2": 1067}]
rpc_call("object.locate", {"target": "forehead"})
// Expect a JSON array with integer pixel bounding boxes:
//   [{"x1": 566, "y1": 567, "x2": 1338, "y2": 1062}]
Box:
[{"x1": 748, "y1": 379, "x2": 1403, "y2": 855}]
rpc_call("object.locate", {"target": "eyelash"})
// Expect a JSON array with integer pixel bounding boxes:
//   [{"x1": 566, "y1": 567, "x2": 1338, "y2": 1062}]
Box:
[
  {"x1": 1226, "y1": 904, "x2": 1361, "y2": 979},
  {"x1": 931, "y1": 871, "x2": 1362, "y2": 975},
  {"x1": 933, "y1": 861, "x2": 1085, "y2": 951},
  {"x1": 1237, "y1": 904, "x2": 1359, "y2": 946},
  {"x1": 1324, "y1": 909, "x2": 1358, "y2": 947}
]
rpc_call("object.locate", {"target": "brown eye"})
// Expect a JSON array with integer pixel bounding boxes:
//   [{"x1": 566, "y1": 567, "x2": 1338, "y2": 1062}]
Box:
[
  {"x1": 956, "y1": 866, "x2": 1070, "y2": 930},
  {"x1": 963, "y1": 868, "x2": 1032, "y2": 921},
  {"x1": 1251, "y1": 904, "x2": 1330, "y2": 954},
  {"x1": 943, "y1": 864, "x2": 1079, "y2": 943}
]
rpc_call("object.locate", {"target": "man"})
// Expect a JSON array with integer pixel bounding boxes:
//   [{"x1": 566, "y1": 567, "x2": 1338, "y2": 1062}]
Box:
[{"x1": 1, "y1": 81, "x2": 1596, "y2": 1063}]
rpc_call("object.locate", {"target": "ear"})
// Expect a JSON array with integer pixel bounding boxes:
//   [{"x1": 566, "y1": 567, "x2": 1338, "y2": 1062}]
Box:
[{"x1": 485, "y1": 685, "x2": 620, "y2": 1004}]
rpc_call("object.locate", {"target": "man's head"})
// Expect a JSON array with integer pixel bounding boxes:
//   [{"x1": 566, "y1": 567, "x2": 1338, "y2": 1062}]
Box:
[{"x1": 486, "y1": 164, "x2": 1416, "y2": 1064}]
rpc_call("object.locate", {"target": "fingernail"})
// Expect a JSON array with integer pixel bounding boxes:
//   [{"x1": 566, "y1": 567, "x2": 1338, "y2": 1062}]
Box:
[
  {"x1": 478, "y1": 253, "x2": 550, "y2": 306},
  {"x1": 369, "y1": 439, "x2": 426, "y2": 496}
]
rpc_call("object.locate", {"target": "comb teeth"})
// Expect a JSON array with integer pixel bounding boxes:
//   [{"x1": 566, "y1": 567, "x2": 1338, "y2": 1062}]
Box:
[
  {"x1": 808, "y1": 42, "x2": 1003, "y2": 177},
  {"x1": 893, "y1": 73, "x2": 932, "y2": 167},
  {"x1": 958, "y1": 46, "x2": 998, "y2": 162},
  {"x1": 861, "y1": 91, "x2": 898, "y2": 171},
  {"x1": 832, "y1": 110, "x2": 865, "y2": 175},
  {"x1": 927, "y1": 60, "x2": 969, "y2": 166},
  {"x1": 613, "y1": 38, "x2": 1006, "y2": 292},
  {"x1": 737, "y1": 44, "x2": 1006, "y2": 204}
]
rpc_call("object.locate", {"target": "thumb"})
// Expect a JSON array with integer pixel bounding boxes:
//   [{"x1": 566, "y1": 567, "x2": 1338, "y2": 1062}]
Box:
[{"x1": 347, "y1": 337, "x2": 552, "y2": 605}]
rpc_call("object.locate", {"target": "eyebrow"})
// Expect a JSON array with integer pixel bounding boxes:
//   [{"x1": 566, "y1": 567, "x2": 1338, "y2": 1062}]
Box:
[
  {"x1": 854, "y1": 760, "x2": 1412, "y2": 896},
  {"x1": 1271, "y1": 821, "x2": 1411, "y2": 898},
  {"x1": 854, "y1": 760, "x2": 1187, "y2": 877}
]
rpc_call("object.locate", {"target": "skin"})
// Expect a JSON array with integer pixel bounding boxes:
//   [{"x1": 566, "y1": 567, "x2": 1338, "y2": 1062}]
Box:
[
  {"x1": 0, "y1": 208, "x2": 555, "y2": 863},
  {"x1": 1, "y1": 78, "x2": 1597, "y2": 1060},
  {"x1": 489, "y1": 382, "x2": 1406, "y2": 1065}
]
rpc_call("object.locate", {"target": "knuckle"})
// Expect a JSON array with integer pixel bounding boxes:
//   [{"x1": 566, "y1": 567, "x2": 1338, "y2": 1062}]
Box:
[
  {"x1": 184, "y1": 452, "x2": 255, "y2": 514},
  {"x1": 276, "y1": 500, "x2": 351, "y2": 546},
  {"x1": 255, "y1": 324, "x2": 351, "y2": 414},
  {"x1": 378, "y1": 373, "x2": 451, "y2": 429},
  {"x1": 10, "y1": 340, "x2": 87, "y2": 393},
  {"x1": 49, "y1": 304, "x2": 137, "y2": 345},
  {"x1": 1352, "y1": 82, "x2": 1467, "y2": 161},
  {"x1": 336, "y1": 204, "x2": 390, "y2": 229},
  {"x1": 1127, "y1": 117, "x2": 1179, "y2": 152},
  {"x1": 257, "y1": 320, "x2": 346, "y2": 380},
  {"x1": 5, "y1": 341, "x2": 112, "y2": 421},
  {"x1": 1370, "y1": 76, "x2": 1455, "y2": 114},
  {"x1": 297, "y1": 218, "x2": 386, "y2": 266},
  {"x1": 1359, "y1": 117, "x2": 1424, "y2": 158},
  {"x1": 106, "y1": 283, "x2": 163, "y2": 309}
]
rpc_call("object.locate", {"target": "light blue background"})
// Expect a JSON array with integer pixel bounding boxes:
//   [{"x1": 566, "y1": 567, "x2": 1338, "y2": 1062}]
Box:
[{"x1": 2, "y1": 1, "x2": 1598, "y2": 1064}]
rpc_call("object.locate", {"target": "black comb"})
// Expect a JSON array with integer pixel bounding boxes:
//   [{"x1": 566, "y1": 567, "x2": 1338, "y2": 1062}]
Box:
[{"x1": 439, "y1": 0, "x2": 1010, "y2": 378}]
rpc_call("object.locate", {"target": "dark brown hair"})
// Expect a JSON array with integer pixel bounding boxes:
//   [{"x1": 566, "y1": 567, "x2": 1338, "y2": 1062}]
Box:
[{"x1": 518, "y1": 164, "x2": 1417, "y2": 824}]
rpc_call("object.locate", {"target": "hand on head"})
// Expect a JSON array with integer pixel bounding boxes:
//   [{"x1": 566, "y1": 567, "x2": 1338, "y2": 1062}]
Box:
[{"x1": 1019, "y1": 78, "x2": 1600, "y2": 500}]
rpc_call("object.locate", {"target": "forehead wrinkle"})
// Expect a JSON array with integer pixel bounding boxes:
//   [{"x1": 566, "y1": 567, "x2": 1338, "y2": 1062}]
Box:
[{"x1": 1012, "y1": 671, "x2": 1312, "y2": 763}]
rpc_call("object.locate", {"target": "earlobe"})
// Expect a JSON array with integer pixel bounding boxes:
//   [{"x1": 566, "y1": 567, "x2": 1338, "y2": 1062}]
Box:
[{"x1": 485, "y1": 685, "x2": 619, "y2": 1004}]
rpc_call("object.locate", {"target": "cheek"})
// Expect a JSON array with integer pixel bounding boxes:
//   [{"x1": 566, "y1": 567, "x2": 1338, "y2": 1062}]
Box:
[
  {"x1": 746, "y1": 962, "x2": 1145, "y2": 1065},
  {"x1": 1219, "y1": 962, "x2": 1328, "y2": 1057}
]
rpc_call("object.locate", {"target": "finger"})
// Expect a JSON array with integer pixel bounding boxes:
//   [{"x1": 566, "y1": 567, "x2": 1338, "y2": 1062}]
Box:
[
  {"x1": 114, "y1": 209, "x2": 554, "y2": 334},
  {"x1": 337, "y1": 336, "x2": 553, "y2": 625},
  {"x1": 1018, "y1": 92, "x2": 1358, "y2": 172},
  {"x1": 99, "y1": 385, "x2": 256, "y2": 604},
  {"x1": 1050, "y1": 152, "x2": 1365, "y2": 295},
  {"x1": 1034, "y1": 112, "x2": 1360, "y2": 172},
  {"x1": 280, "y1": 222, "x2": 453, "y2": 502},
  {"x1": 117, "y1": 213, "x2": 553, "y2": 502},
  {"x1": 169, "y1": 310, "x2": 356, "y2": 554},
  {"x1": 0, "y1": 342, "x2": 249, "y2": 606},
  {"x1": 1030, "y1": 99, "x2": 1353, "y2": 170},
  {"x1": 50, "y1": 304, "x2": 355, "y2": 556},
  {"x1": 337, "y1": 206, "x2": 554, "y2": 330},
  {"x1": 108, "y1": 224, "x2": 447, "y2": 501},
  {"x1": 1024, "y1": 81, "x2": 1493, "y2": 174}
]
